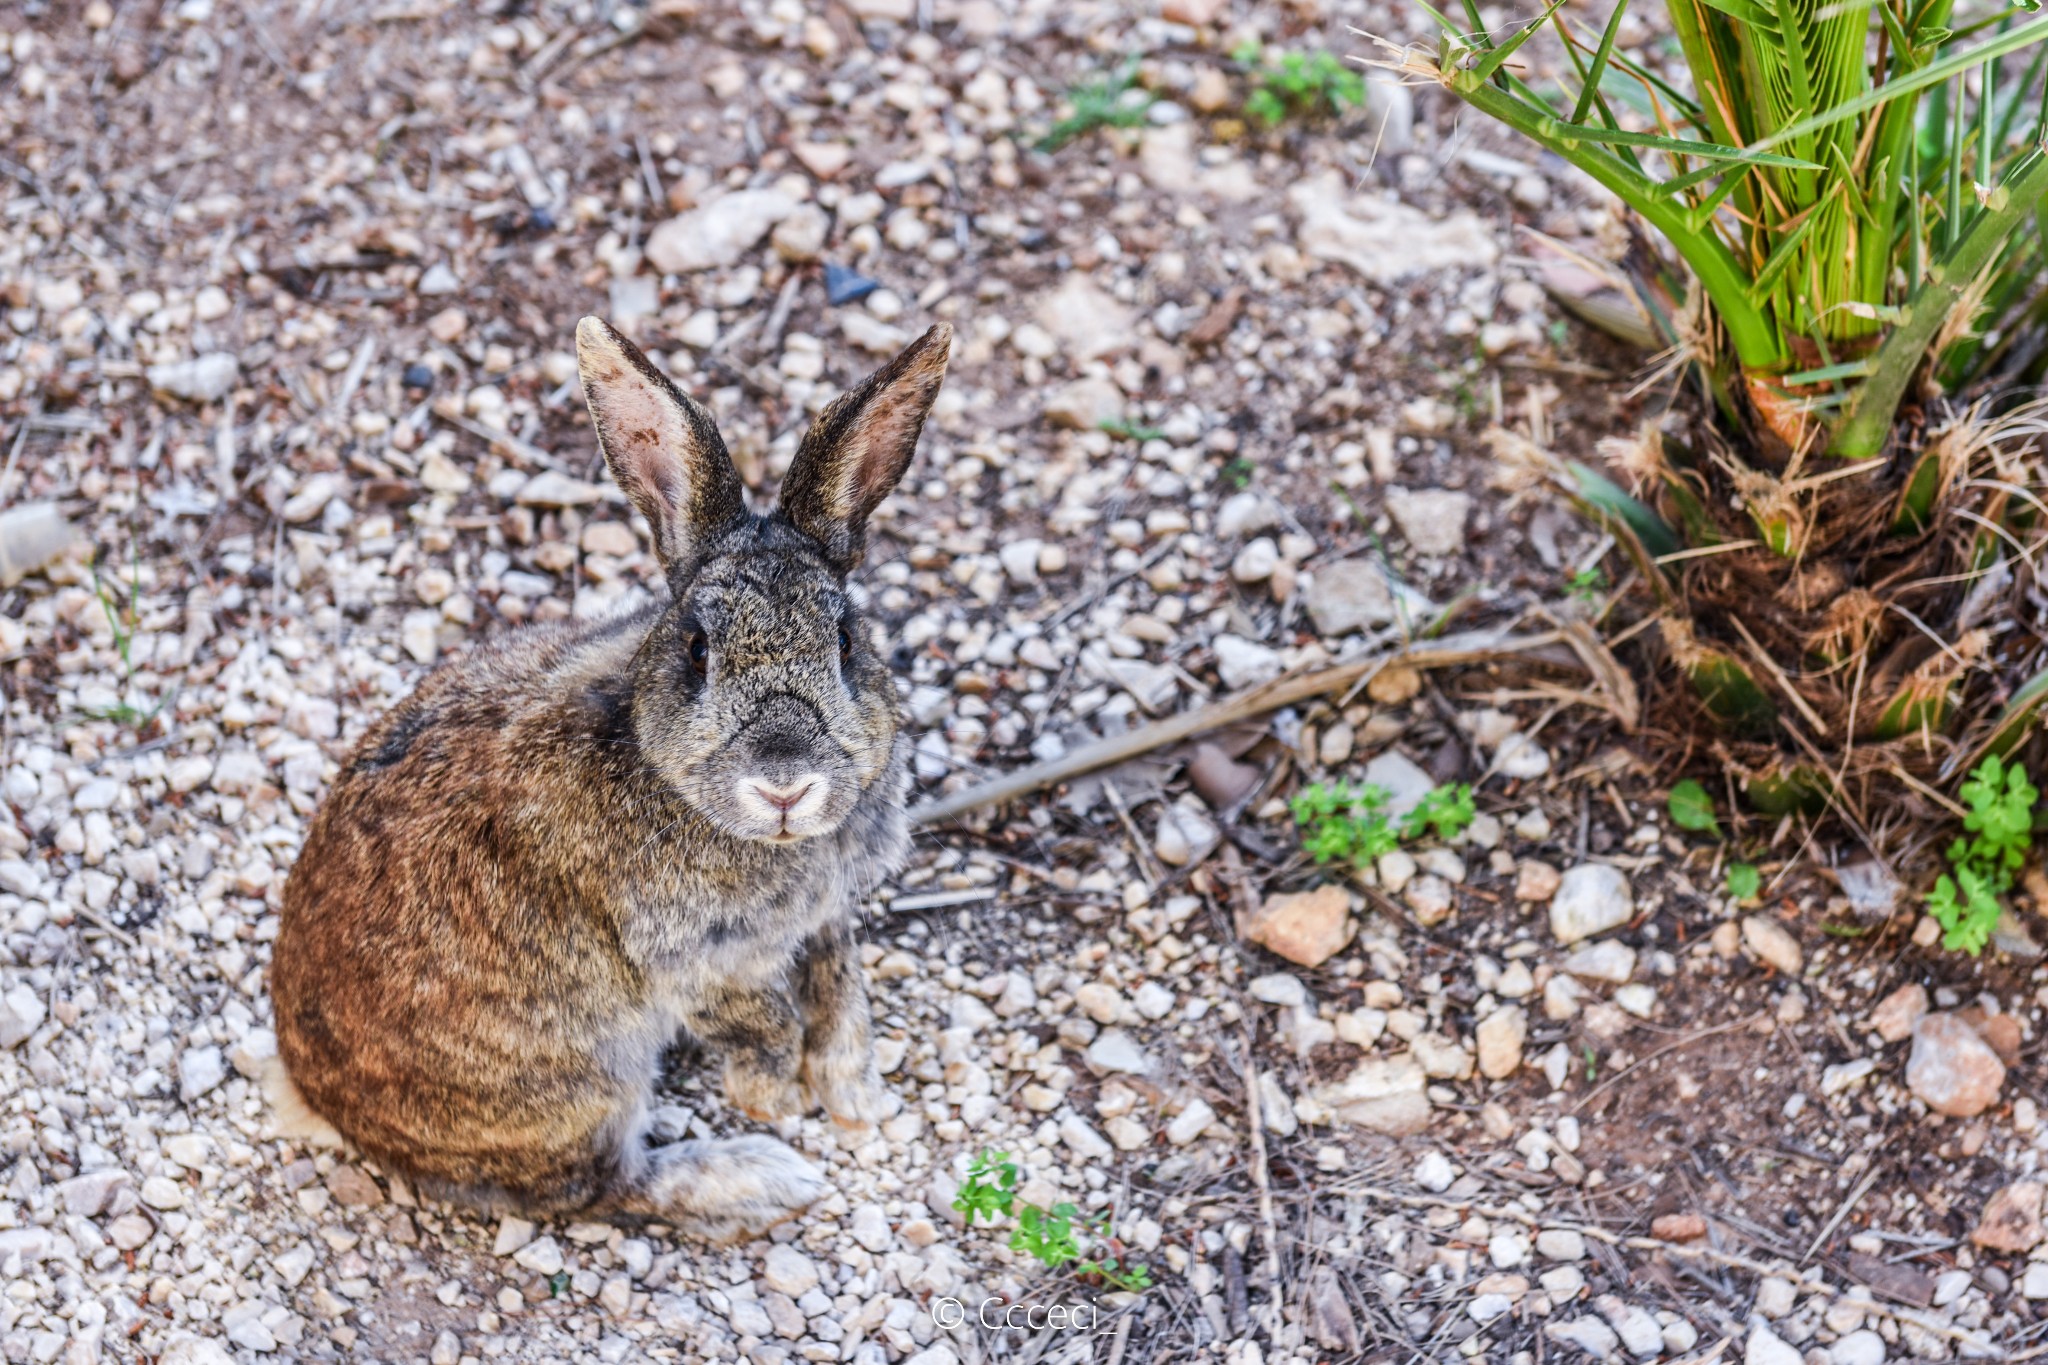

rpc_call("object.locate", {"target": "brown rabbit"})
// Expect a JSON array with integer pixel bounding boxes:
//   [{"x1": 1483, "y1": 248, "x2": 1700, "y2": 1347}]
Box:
[{"x1": 270, "y1": 317, "x2": 950, "y2": 1241}]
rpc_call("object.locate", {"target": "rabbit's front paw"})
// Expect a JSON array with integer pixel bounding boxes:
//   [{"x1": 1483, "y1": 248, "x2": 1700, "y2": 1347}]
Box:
[
  {"x1": 722, "y1": 1058, "x2": 805, "y2": 1121},
  {"x1": 640, "y1": 1136, "x2": 827, "y2": 1243},
  {"x1": 802, "y1": 1042, "x2": 885, "y2": 1129}
]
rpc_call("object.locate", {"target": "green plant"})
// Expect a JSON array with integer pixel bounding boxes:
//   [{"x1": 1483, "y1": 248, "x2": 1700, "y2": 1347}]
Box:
[
  {"x1": 953, "y1": 1151, "x2": 1153, "y2": 1293},
  {"x1": 1667, "y1": 779, "x2": 1721, "y2": 836},
  {"x1": 1036, "y1": 58, "x2": 1152, "y2": 152},
  {"x1": 1385, "y1": 0, "x2": 2048, "y2": 872},
  {"x1": 1566, "y1": 565, "x2": 1608, "y2": 604},
  {"x1": 1236, "y1": 42, "x2": 1367, "y2": 127},
  {"x1": 1098, "y1": 416, "x2": 1165, "y2": 442},
  {"x1": 1725, "y1": 861, "x2": 1762, "y2": 901},
  {"x1": 1290, "y1": 780, "x2": 1477, "y2": 866},
  {"x1": 1927, "y1": 755, "x2": 2037, "y2": 953},
  {"x1": 81, "y1": 546, "x2": 169, "y2": 730}
]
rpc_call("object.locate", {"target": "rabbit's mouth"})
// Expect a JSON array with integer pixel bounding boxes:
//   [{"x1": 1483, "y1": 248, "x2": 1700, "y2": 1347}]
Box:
[{"x1": 733, "y1": 773, "x2": 836, "y2": 842}]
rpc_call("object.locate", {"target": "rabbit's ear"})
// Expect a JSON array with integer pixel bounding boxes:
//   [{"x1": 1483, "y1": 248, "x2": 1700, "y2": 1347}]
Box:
[
  {"x1": 780, "y1": 323, "x2": 951, "y2": 569},
  {"x1": 576, "y1": 317, "x2": 748, "y2": 572}
]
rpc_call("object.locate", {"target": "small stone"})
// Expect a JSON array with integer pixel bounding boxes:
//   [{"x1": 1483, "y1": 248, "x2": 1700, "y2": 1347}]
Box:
[
  {"x1": 1304, "y1": 559, "x2": 1395, "y2": 636},
  {"x1": 1754, "y1": 1276, "x2": 1797, "y2": 1318},
  {"x1": 1405, "y1": 874, "x2": 1454, "y2": 926},
  {"x1": 427, "y1": 307, "x2": 468, "y2": 342},
  {"x1": 1564, "y1": 940, "x2": 1636, "y2": 984},
  {"x1": 1475, "y1": 1005, "x2": 1526, "y2": 1080},
  {"x1": 1494, "y1": 732, "x2": 1552, "y2": 778},
  {"x1": 1085, "y1": 1029, "x2": 1154, "y2": 1077},
  {"x1": 644, "y1": 189, "x2": 798, "y2": 272},
  {"x1": 1469, "y1": 1293, "x2": 1513, "y2": 1324},
  {"x1": 1313, "y1": 1054, "x2": 1431, "y2": 1135},
  {"x1": 1741, "y1": 915, "x2": 1804, "y2": 974},
  {"x1": 1515, "y1": 860, "x2": 1562, "y2": 903},
  {"x1": 1536, "y1": 1229, "x2": 1585, "y2": 1261},
  {"x1": 850, "y1": 1204, "x2": 893, "y2": 1253},
  {"x1": 55, "y1": 1169, "x2": 129, "y2": 1217},
  {"x1": 1043, "y1": 377, "x2": 1124, "y2": 430},
  {"x1": 1241, "y1": 884, "x2": 1354, "y2": 967},
  {"x1": 179, "y1": 1045, "x2": 226, "y2": 1102},
  {"x1": 1385, "y1": 486, "x2": 1472, "y2": 556},
  {"x1": 1166, "y1": 1099, "x2": 1216, "y2": 1146},
  {"x1": 140, "y1": 1176, "x2": 186, "y2": 1210},
  {"x1": 148, "y1": 353, "x2": 238, "y2": 402},
  {"x1": 1650, "y1": 1212, "x2": 1707, "y2": 1241},
  {"x1": 281, "y1": 473, "x2": 343, "y2": 524},
  {"x1": 769, "y1": 204, "x2": 830, "y2": 262},
  {"x1": 2024, "y1": 1262, "x2": 2048, "y2": 1298},
  {"x1": 1365, "y1": 665, "x2": 1422, "y2": 704},
  {"x1": 325, "y1": 1165, "x2": 383, "y2": 1208},
  {"x1": 1595, "y1": 1296, "x2": 1662, "y2": 1357},
  {"x1": 1545, "y1": 1318, "x2": 1621, "y2": 1360},
  {"x1": 493, "y1": 1216, "x2": 537, "y2": 1256},
  {"x1": 1213, "y1": 635, "x2": 1283, "y2": 690},
  {"x1": 1971, "y1": 1180, "x2": 2044, "y2": 1253},
  {"x1": 1215, "y1": 491, "x2": 1282, "y2": 539},
  {"x1": 0, "y1": 985, "x2": 47, "y2": 1048},
  {"x1": 1549, "y1": 864, "x2": 1634, "y2": 943},
  {"x1": 1613, "y1": 983, "x2": 1657, "y2": 1018},
  {"x1": 1248, "y1": 973, "x2": 1307, "y2": 1007},
  {"x1": 1230, "y1": 537, "x2": 1279, "y2": 583},
  {"x1": 1868, "y1": 983, "x2": 1928, "y2": 1042},
  {"x1": 1831, "y1": 1330, "x2": 1886, "y2": 1365},
  {"x1": 998, "y1": 538, "x2": 1043, "y2": 586},
  {"x1": 1907, "y1": 1012, "x2": 2007, "y2": 1117},
  {"x1": 513, "y1": 1236, "x2": 564, "y2": 1276},
  {"x1": 1361, "y1": 750, "x2": 1436, "y2": 816},
  {"x1": 1821, "y1": 1058, "x2": 1876, "y2": 1095},
  {"x1": 1414, "y1": 1151, "x2": 1456, "y2": 1192},
  {"x1": 1059, "y1": 1115, "x2": 1114, "y2": 1162},
  {"x1": 762, "y1": 1245, "x2": 820, "y2": 1297},
  {"x1": 1745, "y1": 1324, "x2": 1802, "y2": 1365},
  {"x1": 515, "y1": 471, "x2": 605, "y2": 508}
]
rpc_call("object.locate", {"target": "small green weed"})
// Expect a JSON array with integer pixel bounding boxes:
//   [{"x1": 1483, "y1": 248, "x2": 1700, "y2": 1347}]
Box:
[
  {"x1": 82, "y1": 547, "x2": 170, "y2": 730},
  {"x1": 1234, "y1": 42, "x2": 1365, "y2": 127},
  {"x1": 1566, "y1": 566, "x2": 1607, "y2": 604},
  {"x1": 1036, "y1": 59, "x2": 1152, "y2": 152},
  {"x1": 1666, "y1": 780, "x2": 1720, "y2": 837},
  {"x1": 1665, "y1": 780, "x2": 1770, "y2": 905},
  {"x1": 1926, "y1": 755, "x2": 2037, "y2": 955},
  {"x1": 1290, "y1": 780, "x2": 1476, "y2": 867},
  {"x1": 1098, "y1": 416, "x2": 1165, "y2": 442},
  {"x1": 1220, "y1": 457, "x2": 1254, "y2": 490},
  {"x1": 954, "y1": 1151, "x2": 1153, "y2": 1293},
  {"x1": 1725, "y1": 862, "x2": 1761, "y2": 901}
]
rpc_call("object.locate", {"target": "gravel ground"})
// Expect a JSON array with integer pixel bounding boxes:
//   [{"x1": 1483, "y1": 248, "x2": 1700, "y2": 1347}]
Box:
[{"x1": 4, "y1": 1, "x2": 2048, "y2": 1363}]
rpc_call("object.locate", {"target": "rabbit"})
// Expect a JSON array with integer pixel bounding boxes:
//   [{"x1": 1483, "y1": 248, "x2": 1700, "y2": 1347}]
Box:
[{"x1": 269, "y1": 316, "x2": 950, "y2": 1241}]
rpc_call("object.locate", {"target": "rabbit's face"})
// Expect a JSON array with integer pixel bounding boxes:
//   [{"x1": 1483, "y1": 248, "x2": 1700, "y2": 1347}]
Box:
[
  {"x1": 635, "y1": 523, "x2": 896, "y2": 842},
  {"x1": 577, "y1": 316, "x2": 950, "y2": 845}
]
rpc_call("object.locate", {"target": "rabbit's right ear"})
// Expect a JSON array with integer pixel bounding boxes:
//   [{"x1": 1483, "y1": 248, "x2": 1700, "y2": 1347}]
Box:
[{"x1": 576, "y1": 317, "x2": 747, "y2": 572}]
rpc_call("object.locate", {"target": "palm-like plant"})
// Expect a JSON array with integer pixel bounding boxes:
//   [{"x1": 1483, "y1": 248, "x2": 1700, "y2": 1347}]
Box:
[{"x1": 1384, "y1": 0, "x2": 2048, "y2": 876}]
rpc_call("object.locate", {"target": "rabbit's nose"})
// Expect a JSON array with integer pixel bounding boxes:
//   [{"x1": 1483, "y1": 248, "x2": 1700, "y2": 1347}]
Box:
[{"x1": 751, "y1": 780, "x2": 814, "y2": 813}]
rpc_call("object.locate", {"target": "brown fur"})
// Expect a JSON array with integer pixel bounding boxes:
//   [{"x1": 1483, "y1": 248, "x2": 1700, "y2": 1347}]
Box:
[{"x1": 272, "y1": 319, "x2": 950, "y2": 1240}]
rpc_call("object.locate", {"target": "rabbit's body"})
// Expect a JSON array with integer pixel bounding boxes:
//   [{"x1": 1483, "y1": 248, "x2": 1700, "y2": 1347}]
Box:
[{"x1": 273, "y1": 320, "x2": 948, "y2": 1239}]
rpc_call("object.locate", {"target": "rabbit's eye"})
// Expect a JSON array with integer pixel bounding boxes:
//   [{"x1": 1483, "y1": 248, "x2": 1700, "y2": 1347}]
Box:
[
  {"x1": 837, "y1": 625, "x2": 854, "y2": 664},
  {"x1": 686, "y1": 632, "x2": 709, "y2": 670}
]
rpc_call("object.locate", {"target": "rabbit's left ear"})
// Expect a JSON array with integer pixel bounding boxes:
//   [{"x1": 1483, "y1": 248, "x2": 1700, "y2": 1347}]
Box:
[{"x1": 780, "y1": 323, "x2": 950, "y2": 569}]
